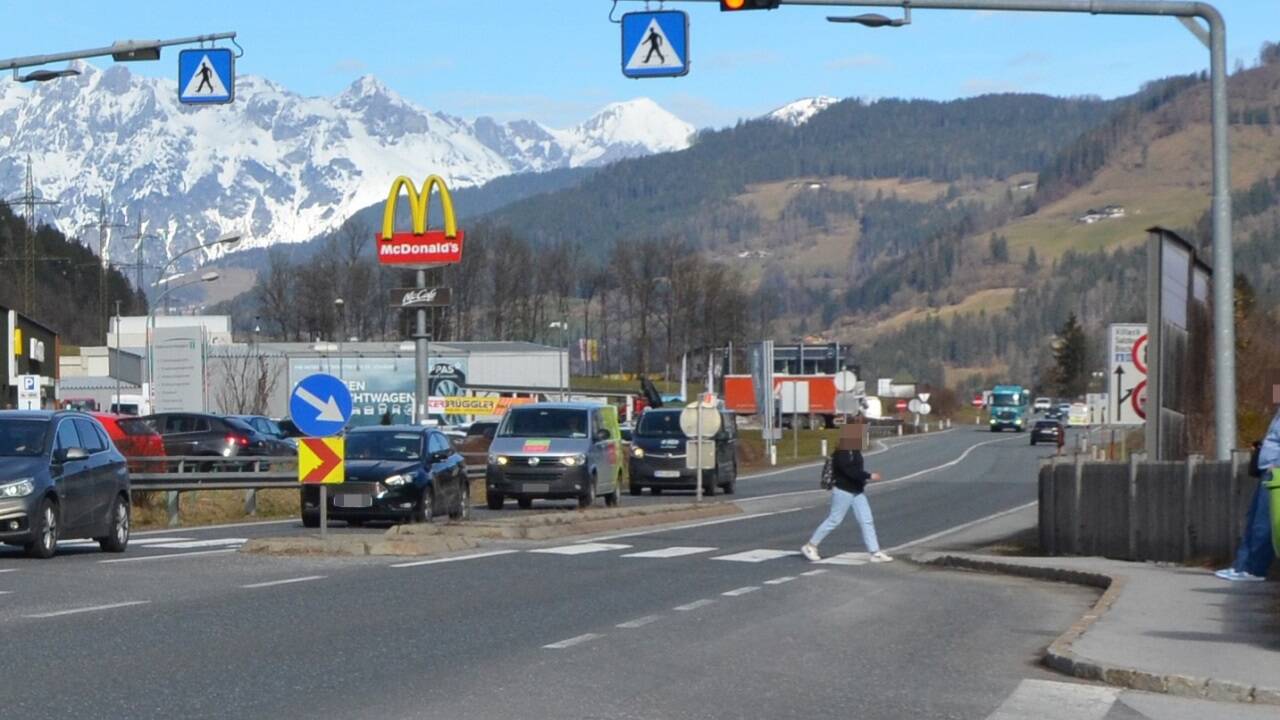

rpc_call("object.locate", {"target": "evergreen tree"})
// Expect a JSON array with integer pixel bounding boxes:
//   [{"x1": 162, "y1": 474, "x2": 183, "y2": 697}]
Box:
[
  {"x1": 989, "y1": 233, "x2": 1009, "y2": 263},
  {"x1": 1051, "y1": 313, "x2": 1089, "y2": 398},
  {"x1": 1025, "y1": 247, "x2": 1040, "y2": 274}
]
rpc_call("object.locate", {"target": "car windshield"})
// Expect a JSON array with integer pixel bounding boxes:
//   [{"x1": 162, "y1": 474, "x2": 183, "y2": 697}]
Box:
[
  {"x1": 0, "y1": 419, "x2": 49, "y2": 457},
  {"x1": 1035, "y1": 421, "x2": 1059, "y2": 429},
  {"x1": 636, "y1": 411, "x2": 685, "y2": 438},
  {"x1": 498, "y1": 409, "x2": 589, "y2": 439},
  {"x1": 467, "y1": 422, "x2": 497, "y2": 438},
  {"x1": 991, "y1": 393, "x2": 1022, "y2": 407},
  {"x1": 346, "y1": 431, "x2": 423, "y2": 461}
]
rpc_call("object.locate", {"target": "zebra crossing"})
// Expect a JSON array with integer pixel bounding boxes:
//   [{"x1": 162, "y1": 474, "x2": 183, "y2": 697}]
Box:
[{"x1": 519, "y1": 541, "x2": 878, "y2": 566}]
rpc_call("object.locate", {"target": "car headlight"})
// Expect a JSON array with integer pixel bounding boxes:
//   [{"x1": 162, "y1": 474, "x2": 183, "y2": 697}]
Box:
[
  {"x1": 631, "y1": 446, "x2": 645, "y2": 459},
  {"x1": 489, "y1": 454, "x2": 509, "y2": 466},
  {"x1": 0, "y1": 479, "x2": 35, "y2": 498},
  {"x1": 1015, "y1": 418, "x2": 1024, "y2": 425},
  {"x1": 384, "y1": 473, "x2": 412, "y2": 487},
  {"x1": 560, "y1": 454, "x2": 587, "y2": 467}
]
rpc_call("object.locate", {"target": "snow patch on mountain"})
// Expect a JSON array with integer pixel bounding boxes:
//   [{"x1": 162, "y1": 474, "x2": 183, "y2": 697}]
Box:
[
  {"x1": 768, "y1": 96, "x2": 840, "y2": 126},
  {"x1": 0, "y1": 64, "x2": 694, "y2": 270}
]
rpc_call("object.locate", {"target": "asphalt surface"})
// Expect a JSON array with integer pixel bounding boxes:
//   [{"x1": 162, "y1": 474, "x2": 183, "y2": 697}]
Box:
[{"x1": 0, "y1": 427, "x2": 1112, "y2": 719}]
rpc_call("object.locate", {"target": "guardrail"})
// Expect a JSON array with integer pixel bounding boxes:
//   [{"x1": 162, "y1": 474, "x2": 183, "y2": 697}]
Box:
[{"x1": 128, "y1": 456, "x2": 298, "y2": 527}]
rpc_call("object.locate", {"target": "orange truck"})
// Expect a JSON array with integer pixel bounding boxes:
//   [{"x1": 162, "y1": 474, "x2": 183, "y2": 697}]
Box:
[{"x1": 723, "y1": 374, "x2": 840, "y2": 429}]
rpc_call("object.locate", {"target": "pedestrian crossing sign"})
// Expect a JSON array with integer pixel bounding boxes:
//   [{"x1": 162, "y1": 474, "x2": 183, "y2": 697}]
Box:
[
  {"x1": 622, "y1": 10, "x2": 690, "y2": 79},
  {"x1": 178, "y1": 48, "x2": 235, "y2": 104}
]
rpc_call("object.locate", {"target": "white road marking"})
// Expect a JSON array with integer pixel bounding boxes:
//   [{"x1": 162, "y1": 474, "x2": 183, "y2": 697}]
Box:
[
  {"x1": 738, "y1": 434, "x2": 1021, "y2": 504},
  {"x1": 241, "y1": 575, "x2": 326, "y2": 589},
  {"x1": 132, "y1": 518, "x2": 297, "y2": 536},
  {"x1": 816, "y1": 552, "x2": 870, "y2": 566},
  {"x1": 800, "y1": 569, "x2": 828, "y2": 576},
  {"x1": 25, "y1": 600, "x2": 150, "y2": 618},
  {"x1": 736, "y1": 429, "x2": 955, "y2": 481},
  {"x1": 542, "y1": 633, "x2": 602, "y2": 650},
  {"x1": 763, "y1": 576, "x2": 797, "y2": 585},
  {"x1": 146, "y1": 538, "x2": 247, "y2": 549},
  {"x1": 0, "y1": 590, "x2": 12, "y2": 595},
  {"x1": 530, "y1": 542, "x2": 632, "y2": 556},
  {"x1": 616, "y1": 615, "x2": 662, "y2": 629},
  {"x1": 674, "y1": 599, "x2": 715, "y2": 611},
  {"x1": 391, "y1": 550, "x2": 519, "y2": 568},
  {"x1": 99, "y1": 548, "x2": 238, "y2": 564},
  {"x1": 722, "y1": 586, "x2": 760, "y2": 597},
  {"x1": 621, "y1": 546, "x2": 717, "y2": 559},
  {"x1": 60, "y1": 537, "x2": 196, "y2": 547},
  {"x1": 985, "y1": 679, "x2": 1118, "y2": 720},
  {"x1": 712, "y1": 549, "x2": 800, "y2": 563},
  {"x1": 0, "y1": 568, "x2": 17, "y2": 574},
  {"x1": 887, "y1": 501, "x2": 1039, "y2": 553},
  {"x1": 586, "y1": 508, "x2": 804, "y2": 543}
]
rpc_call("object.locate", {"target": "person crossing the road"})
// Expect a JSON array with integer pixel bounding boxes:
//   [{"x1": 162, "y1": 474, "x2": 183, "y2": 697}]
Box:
[
  {"x1": 1215, "y1": 406, "x2": 1279, "y2": 582},
  {"x1": 802, "y1": 424, "x2": 892, "y2": 563}
]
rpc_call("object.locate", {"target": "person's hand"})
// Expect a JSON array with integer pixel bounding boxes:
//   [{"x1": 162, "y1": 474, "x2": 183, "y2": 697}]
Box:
[{"x1": 870, "y1": 472, "x2": 882, "y2": 482}]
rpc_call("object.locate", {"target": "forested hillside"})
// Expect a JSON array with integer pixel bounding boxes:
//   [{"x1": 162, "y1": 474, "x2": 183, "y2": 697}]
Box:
[{"x1": 0, "y1": 201, "x2": 146, "y2": 344}]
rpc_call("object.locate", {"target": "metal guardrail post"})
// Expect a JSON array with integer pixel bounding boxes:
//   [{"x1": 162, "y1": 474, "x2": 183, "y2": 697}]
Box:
[
  {"x1": 244, "y1": 489, "x2": 258, "y2": 516},
  {"x1": 1127, "y1": 451, "x2": 1142, "y2": 559},
  {"x1": 1184, "y1": 454, "x2": 1202, "y2": 561},
  {"x1": 1071, "y1": 452, "x2": 1085, "y2": 555},
  {"x1": 167, "y1": 491, "x2": 180, "y2": 528}
]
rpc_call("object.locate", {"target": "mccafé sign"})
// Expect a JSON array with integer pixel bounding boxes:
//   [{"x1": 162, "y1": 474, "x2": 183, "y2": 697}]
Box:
[
  {"x1": 391, "y1": 287, "x2": 452, "y2": 309},
  {"x1": 376, "y1": 175, "x2": 465, "y2": 266}
]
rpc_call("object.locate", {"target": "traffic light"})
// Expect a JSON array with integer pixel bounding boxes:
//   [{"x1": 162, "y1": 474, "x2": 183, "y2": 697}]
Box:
[{"x1": 720, "y1": 0, "x2": 782, "y2": 11}]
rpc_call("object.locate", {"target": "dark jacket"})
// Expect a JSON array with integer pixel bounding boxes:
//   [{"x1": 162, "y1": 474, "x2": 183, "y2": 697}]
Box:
[{"x1": 832, "y1": 449, "x2": 871, "y2": 494}]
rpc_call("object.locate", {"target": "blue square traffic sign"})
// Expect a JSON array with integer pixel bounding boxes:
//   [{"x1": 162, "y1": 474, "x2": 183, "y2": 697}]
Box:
[
  {"x1": 622, "y1": 10, "x2": 690, "y2": 79},
  {"x1": 178, "y1": 48, "x2": 235, "y2": 104}
]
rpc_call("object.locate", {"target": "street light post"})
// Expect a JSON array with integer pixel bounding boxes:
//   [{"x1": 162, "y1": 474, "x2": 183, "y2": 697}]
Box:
[
  {"x1": 334, "y1": 298, "x2": 345, "y2": 381},
  {"x1": 549, "y1": 321, "x2": 569, "y2": 401},
  {"x1": 665, "y1": 0, "x2": 1236, "y2": 459},
  {"x1": 0, "y1": 32, "x2": 238, "y2": 81}
]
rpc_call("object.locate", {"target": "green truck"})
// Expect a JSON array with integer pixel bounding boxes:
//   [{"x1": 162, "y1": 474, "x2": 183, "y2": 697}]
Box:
[{"x1": 988, "y1": 384, "x2": 1030, "y2": 432}]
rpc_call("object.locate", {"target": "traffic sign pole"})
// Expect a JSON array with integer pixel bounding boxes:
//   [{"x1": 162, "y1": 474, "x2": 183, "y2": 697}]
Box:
[
  {"x1": 320, "y1": 486, "x2": 327, "y2": 539},
  {"x1": 696, "y1": 401, "x2": 703, "y2": 503}
]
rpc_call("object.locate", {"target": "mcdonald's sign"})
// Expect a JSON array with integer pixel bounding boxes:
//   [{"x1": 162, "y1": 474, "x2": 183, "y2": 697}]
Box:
[{"x1": 375, "y1": 175, "x2": 465, "y2": 266}]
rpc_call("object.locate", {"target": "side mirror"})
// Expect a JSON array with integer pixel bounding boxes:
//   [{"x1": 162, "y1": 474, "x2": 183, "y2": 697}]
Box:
[
  {"x1": 56, "y1": 447, "x2": 89, "y2": 463},
  {"x1": 594, "y1": 429, "x2": 612, "y2": 443}
]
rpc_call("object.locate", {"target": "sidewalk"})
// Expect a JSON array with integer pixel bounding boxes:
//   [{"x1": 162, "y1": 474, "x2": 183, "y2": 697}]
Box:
[{"x1": 909, "y1": 506, "x2": 1280, "y2": 707}]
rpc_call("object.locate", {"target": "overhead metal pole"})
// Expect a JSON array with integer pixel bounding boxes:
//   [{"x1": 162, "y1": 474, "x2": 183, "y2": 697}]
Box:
[
  {"x1": 666, "y1": 0, "x2": 1234, "y2": 458},
  {"x1": 0, "y1": 32, "x2": 237, "y2": 74}
]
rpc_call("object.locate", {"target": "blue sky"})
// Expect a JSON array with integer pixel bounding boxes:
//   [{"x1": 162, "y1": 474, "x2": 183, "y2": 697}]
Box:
[{"x1": 1, "y1": 1, "x2": 1276, "y2": 128}]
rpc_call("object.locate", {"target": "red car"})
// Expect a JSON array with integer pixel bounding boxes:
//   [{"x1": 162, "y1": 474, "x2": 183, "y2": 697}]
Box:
[{"x1": 92, "y1": 412, "x2": 166, "y2": 473}]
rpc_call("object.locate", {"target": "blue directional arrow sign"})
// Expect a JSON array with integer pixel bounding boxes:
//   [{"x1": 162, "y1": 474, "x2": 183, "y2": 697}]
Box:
[
  {"x1": 289, "y1": 374, "x2": 353, "y2": 438},
  {"x1": 178, "y1": 48, "x2": 235, "y2": 104},
  {"x1": 622, "y1": 10, "x2": 690, "y2": 79}
]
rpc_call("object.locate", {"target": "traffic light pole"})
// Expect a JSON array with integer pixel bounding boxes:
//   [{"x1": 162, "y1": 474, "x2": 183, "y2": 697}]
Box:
[{"x1": 667, "y1": 0, "x2": 1235, "y2": 459}]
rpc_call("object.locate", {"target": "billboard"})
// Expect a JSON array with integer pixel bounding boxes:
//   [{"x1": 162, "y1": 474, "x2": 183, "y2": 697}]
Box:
[
  {"x1": 151, "y1": 326, "x2": 206, "y2": 413},
  {"x1": 288, "y1": 356, "x2": 468, "y2": 427},
  {"x1": 375, "y1": 175, "x2": 465, "y2": 266}
]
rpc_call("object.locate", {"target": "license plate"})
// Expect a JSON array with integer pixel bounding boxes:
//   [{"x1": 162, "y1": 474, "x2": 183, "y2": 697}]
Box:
[
  {"x1": 335, "y1": 493, "x2": 372, "y2": 508},
  {"x1": 654, "y1": 470, "x2": 681, "y2": 478},
  {"x1": 523, "y1": 483, "x2": 549, "y2": 493}
]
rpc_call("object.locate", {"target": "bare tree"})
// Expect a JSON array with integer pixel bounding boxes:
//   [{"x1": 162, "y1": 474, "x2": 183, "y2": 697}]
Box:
[
  {"x1": 214, "y1": 348, "x2": 282, "y2": 415},
  {"x1": 256, "y1": 249, "x2": 296, "y2": 340}
]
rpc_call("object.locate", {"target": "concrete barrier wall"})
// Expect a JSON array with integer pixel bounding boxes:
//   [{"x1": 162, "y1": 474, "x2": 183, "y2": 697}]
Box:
[{"x1": 1038, "y1": 452, "x2": 1255, "y2": 564}]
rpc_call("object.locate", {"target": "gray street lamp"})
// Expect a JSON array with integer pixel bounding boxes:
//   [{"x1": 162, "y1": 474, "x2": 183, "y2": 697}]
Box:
[
  {"x1": 549, "y1": 320, "x2": 569, "y2": 401},
  {"x1": 1, "y1": 33, "x2": 237, "y2": 83}
]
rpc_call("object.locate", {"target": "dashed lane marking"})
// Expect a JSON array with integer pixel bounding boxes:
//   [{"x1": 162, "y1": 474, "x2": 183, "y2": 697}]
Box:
[
  {"x1": 616, "y1": 615, "x2": 662, "y2": 629},
  {"x1": 581, "y1": 508, "x2": 804, "y2": 543},
  {"x1": 800, "y1": 569, "x2": 828, "y2": 576},
  {"x1": 99, "y1": 549, "x2": 238, "y2": 564},
  {"x1": 674, "y1": 599, "x2": 715, "y2": 612},
  {"x1": 241, "y1": 575, "x2": 326, "y2": 589},
  {"x1": 24, "y1": 600, "x2": 150, "y2": 619},
  {"x1": 543, "y1": 633, "x2": 603, "y2": 650},
  {"x1": 721, "y1": 586, "x2": 760, "y2": 597},
  {"x1": 391, "y1": 550, "x2": 519, "y2": 568},
  {"x1": 763, "y1": 576, "x2": 797, "y2": 585},
  {"x1": 984, "y1": 679, "x2": 1118, "y2": 720},
  {"x1": 145, "y1": 538, "x2": 247, "y2": 549}
]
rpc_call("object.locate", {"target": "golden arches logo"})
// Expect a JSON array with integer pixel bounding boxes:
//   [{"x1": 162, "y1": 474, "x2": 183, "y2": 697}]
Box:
[
  {"x1": 381, "y1": 174, "x2": 458, "y2": 240},
  {"x1": 375, "y1": 174, "x2": 464, "y2": 266}
]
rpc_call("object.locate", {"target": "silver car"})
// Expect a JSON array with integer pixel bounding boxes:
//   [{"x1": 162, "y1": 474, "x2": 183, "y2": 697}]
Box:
[{"x1": 485, "y1": 403, "x2": 623, "y2": 510}]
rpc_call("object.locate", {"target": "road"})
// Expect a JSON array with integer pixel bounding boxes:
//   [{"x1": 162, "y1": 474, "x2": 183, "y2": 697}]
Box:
[{"x1": 0, "y1": 427, "x2": 1114, "y2": 719}]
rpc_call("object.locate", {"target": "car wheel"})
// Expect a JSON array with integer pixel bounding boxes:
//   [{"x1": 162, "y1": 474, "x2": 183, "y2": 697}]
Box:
[
  {"x1": 302, "y1": 511, "x2": 319, "y2": 528},
  {"x1": 702, "y1": 477, "x2": 717, "y2": 497},
  {"x1": 723, "y1": 464, "x2": 737, "y2": 495},
  {"x1": 604, "y1": 480, "x2": 621, "y2": 508},
  {"x1": 651, "y1": 487, "x2": 662, "y2": 495},
  {"x1": 25, "y1": 498, "x2": 58, "y2": 559},
  {"x1": 578, "y1": 478, "x2": 596, "y2": 509},
  {"x1": 517, "y1": 497, "x2": 533, "y2": 510},
  {"x1": 97, "y1": 495, "x2": 130, "y2": 553},
  {"x1": 450, "y1": 481, "x2": 471, "y2": 520},
  {"x1": 1030, "y1": 439, "x2": 1036, "y2": 446},
  {"x1": 416, "y1": 488, "x2": 435, "y2": 523},
  {"x1": 347, "y1": 519, "x2": 365, "y2": 528},
  {"x1": 629, "y1": 482, "x2": 643, "y2": 496},
  {"x1": 486, "y1": 493, "x2": 505, "y2": 510}
]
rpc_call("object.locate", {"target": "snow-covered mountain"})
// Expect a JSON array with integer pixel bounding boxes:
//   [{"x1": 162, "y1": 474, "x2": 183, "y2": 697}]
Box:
[
  {"x1": 0, "y1": 63, "x2": 694, "y2": 268},
  {"x1": 768, "y1": 96, "x2": 840, "y2": 126}
]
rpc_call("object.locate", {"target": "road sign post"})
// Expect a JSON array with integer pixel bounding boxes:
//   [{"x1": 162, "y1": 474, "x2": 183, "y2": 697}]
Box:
[
  {"x1": 1108, "y1": 324, "x2": 1148, "y2": 427},
  {"x1": 290, "y1": 374, "x2": 353, "y2": 537},
  {"x1": 299, "y1": 437, "x2": 345, "y2": 539},
  {"x1": 681, "y1": 398, "x2": 720, "y2": 503}
]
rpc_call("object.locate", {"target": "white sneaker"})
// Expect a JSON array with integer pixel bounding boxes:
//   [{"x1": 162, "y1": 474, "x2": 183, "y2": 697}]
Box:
[
  {"x1": 870, "y1": 551, "x2": 894, "y2": 563},
  {"x1": 801, "y1": 544, "x2": 821, "y2": 562},
  {"x1": 1214, "y1": 568, "x2": 1239, "y2": 581},
  {"x1": 1229, "y1": 572, "x2": 1266, "y2": 583}
]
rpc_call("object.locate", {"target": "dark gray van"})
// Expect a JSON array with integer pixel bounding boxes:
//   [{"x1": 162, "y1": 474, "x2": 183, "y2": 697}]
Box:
[
  {"x1": 627, "y1": 407, "x2": 738, "y2": 496},
  {"x1": 485, "y1": 403, "x2": 623, "y2": 510}
]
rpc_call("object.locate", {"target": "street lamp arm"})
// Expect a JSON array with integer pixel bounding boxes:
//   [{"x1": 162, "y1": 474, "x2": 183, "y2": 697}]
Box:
[{"x1": 0, "y1": 32, "x2": 237, "y2": 73}]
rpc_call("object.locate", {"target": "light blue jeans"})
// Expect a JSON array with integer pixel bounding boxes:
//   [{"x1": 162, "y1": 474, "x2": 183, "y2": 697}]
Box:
[{"x1": 809, "y1": 487, "x2": 880, "y2": 553}]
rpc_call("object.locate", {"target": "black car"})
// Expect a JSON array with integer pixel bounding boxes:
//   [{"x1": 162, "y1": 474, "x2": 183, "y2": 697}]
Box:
[
  {"x1": 0, "y1": 411, "x2": 131, "y2": 558},
  {"x1": 141, "y1": 413, "x2": 278, "y2": 460},
  {"x1": 628, "y1": 408, "x2": 738, "y2": 496},
  {"x1": 229, "y1": 415, "x2": 297, "y2": 454},
  {"x1": 1029, "y1": 419, "x2": 1064, "y2": 446},
  {"x1": 300, "y1": 426, "x2": 470, "y2": 527}
]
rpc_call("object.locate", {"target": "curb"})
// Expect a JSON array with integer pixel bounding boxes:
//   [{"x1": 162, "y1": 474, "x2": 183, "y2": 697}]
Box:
[
  {"x1": 913, "y1": 552, "x2": 1280, "y2": 706},
  {"x1": 389, "y1": 502, "x2": 740, "y2": 541},
  {"x1": 241, "y1": 534, "x2": 478, "y2": 557}
]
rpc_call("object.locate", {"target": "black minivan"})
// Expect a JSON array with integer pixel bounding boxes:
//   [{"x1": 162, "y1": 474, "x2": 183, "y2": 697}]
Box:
[
  {"x1": 628, "y1": 407, "x2": 738, "y2": 496},
  {"x1": 0, "y1": 411, "x2": 131, "y2": 558}
]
